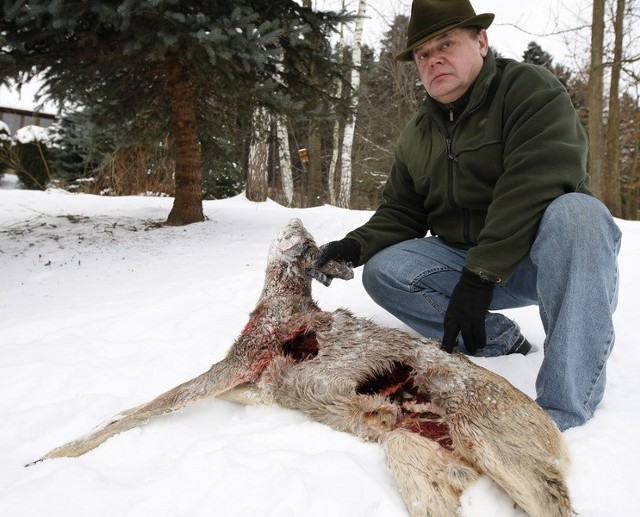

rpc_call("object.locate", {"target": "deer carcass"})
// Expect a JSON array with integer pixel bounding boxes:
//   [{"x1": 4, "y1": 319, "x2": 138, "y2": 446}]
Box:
[{"x1": 30, "y1": 218, "x2": 572, "y2": 517}]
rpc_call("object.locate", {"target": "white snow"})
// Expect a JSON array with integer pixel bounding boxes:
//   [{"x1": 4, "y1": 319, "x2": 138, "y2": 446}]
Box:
[{"x1": 1, "y1": 174, "x2": 639, "y2": 516}]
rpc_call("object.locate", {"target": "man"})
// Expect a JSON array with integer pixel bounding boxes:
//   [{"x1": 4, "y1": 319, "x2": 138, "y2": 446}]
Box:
[{"x1": 316, "y1": 0, "x2": 622, "y2": 431}]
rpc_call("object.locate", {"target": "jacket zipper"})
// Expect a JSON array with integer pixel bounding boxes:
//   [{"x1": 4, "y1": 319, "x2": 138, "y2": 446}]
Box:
[{"x1": 445, "y1": 135, "x2": 472, "y2": 244}]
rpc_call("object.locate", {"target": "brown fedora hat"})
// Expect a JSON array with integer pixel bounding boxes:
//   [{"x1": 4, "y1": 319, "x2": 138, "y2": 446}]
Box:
[{"x1": 396, "y1": 0, "x2": 494, "y2": 61}]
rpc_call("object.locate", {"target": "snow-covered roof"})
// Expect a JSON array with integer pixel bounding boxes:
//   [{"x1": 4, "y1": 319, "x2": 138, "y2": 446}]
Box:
[{"x1": 0, "y1": 79, "x2": 57, "y2": 115}]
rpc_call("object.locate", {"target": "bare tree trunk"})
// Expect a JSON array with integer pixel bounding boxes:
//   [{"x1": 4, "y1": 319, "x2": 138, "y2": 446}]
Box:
[
  {"x1": 328, "y1": 115, "x2": 342, "y2": 206},
  {"x1": 301, "y1": 0, "x2": 325, "y2": 206},
  {"x1": 276, "y1": 115, "x2": 294, "y2": 206},
  {"x1": 588, "y1": 0, "x2": 606, "y2": 201},
  {"x1": 165, "y1": 55, "x2": 204, "y2": 226},
  {"x1": 627, "y1": 144, "x2": 640, "y2": 219},
  {"x1": 305, "y1": 129, "x2": 323, "y2": 205},
  {"x1": 274, "y1": 55, "x2": 294, "y2": 207},
  {"x1": 328, "y1": 0, "x2": 346, "y2": 206},
  {"x1": 337, "y1": 0, "x2": 367, "y2": 209},
  {"x1": 247, "y1": 107, "x2": 270, "y2": 202},
  {"x1": 605, "y1": 0, "x2": 625, "y2": 216}
]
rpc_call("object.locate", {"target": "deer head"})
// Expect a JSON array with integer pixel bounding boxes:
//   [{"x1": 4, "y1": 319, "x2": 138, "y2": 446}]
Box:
[{"x1": 261, "y1": 218, "x2": 353, "y2": 299}]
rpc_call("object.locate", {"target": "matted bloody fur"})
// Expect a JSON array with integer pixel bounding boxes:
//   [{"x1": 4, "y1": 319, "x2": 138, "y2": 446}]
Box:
[{"x1": 30, "y1": 219, "x2": 573, "y2": 517}]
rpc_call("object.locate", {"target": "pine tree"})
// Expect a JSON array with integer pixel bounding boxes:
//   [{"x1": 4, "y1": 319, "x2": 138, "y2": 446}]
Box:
[
  {"x1": 1, "y1": 0, "x2": 348, "y2": 224},
  {"x1": 522, "y1": 41, "x2": 554, "y2": 69}
]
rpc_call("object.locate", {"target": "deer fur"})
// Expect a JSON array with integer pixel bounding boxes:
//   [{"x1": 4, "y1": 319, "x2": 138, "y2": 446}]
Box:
[{"x1": 30, "y1": 218, "x2": 572, "y2": 517}]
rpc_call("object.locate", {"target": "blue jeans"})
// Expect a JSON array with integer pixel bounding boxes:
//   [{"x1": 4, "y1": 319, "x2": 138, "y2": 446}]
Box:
[{"x1": 362, "y1": 193, "x2": 622, "y2": 431}]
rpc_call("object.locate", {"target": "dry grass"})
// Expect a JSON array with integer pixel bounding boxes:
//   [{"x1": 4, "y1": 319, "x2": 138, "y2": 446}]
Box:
[{"x1": 81, "y1": 143, "x2": 175, "y2": 197}]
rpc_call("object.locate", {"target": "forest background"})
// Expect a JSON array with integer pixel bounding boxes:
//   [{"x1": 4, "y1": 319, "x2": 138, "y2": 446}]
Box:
[{"x1": 1, "y1": 0, "x2": 639, "y2": 222}]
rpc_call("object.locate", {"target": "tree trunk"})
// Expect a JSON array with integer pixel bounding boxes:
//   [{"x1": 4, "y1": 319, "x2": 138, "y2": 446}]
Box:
[
  {"x1": 165, "y1": 56, "x2": 204, "y2": 226},
  {"x1": 300, "y1": 0, "x2": 325, "y2": 206},
  {"x1": 605, "y1": 0, "x2": 625, "y2": 216},
  {"x1": 632, "y1": 146, "x2": 640, "y2": 219},
  {"x1": 276, "y1": 115, "x2": 294, "y2": 206},
  {"x1": 337, "y1": 0, "x2": 367, "y2": 209},
  {"x1": 247, "y1": 107, "x2": 270, "y2": 202},
  {"x1": 305, "y1": 128, "x2": 324, "y2": 205},
  {"x1": 328, "y1": 117, "x2": 341, "y2": 206},
  {"x1": 328, "y1": 0, "x2": 346, "y2": 206},
  {"x1": 274, "y1": 56, "x2": 294, "y2": 207},
  {"x1": 587, "y1": 0, "x2": 606, "y2": 201}
]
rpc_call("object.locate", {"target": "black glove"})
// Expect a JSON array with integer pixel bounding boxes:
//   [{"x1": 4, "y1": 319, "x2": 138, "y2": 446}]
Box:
[
  {"x1": 315, "y1": 238, "x2": 361, "y2": 268},
  {"x1": 441, "y1": 268, "x2": 495, "y2": 355}
]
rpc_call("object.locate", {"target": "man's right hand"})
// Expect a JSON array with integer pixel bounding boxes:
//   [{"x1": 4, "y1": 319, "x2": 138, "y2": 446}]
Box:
[{"x1": 315, "y1": 238, "x2": 361, "y2": 268}]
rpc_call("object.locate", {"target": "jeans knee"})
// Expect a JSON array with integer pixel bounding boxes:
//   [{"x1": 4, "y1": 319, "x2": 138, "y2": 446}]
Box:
[
  {"x1": 362, "y1": 253, "x2": 389, "y2": 301},
  {"x1": 361, "y1": 260, "x2": 377, "y2": 295},
  {"x1": 540, "y1": 193, "x2": 621, "y2": 247},
  {"x1": 545, "y1": 193, "x2": 600, "y2": 227},
  {"x1": 362, "y1": 248, "x2": 415, "y2": 303}
]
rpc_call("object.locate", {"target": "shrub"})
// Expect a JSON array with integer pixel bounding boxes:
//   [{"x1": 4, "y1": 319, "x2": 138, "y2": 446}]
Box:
[
  {"x1": 0, "y1": 122, "x2": 11, "y2": 179},
  {"x1": 12, "y1": 126, "x2": 53, "y2": 190}
]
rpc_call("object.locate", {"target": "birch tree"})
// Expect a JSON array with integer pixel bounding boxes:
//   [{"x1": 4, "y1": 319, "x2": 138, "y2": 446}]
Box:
[
  {"x1": 337, "y1": 0, "x2": 367, "y2": 209},
  {"x1": 328, "y1": 0, "x2": 346, "y2": 206},
  {"x1": 247, "y1": 58, "x2": 295, "y2": 206}
]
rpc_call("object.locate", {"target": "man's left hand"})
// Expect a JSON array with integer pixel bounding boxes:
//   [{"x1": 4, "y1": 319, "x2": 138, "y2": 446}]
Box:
[{"x1": 441, "y1": 268, "x2": 495, "y2": 354}]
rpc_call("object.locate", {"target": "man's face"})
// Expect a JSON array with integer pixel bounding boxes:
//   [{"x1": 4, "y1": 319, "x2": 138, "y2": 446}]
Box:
[{"x1": 413, "y1": 28, "x2": 489, "y2": 104}]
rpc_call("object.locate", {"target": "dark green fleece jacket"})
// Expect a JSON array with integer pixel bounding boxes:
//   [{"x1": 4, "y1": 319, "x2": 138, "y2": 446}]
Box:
[{"x1": 347, "y1": 49, "x2": 591, "y2": 283}]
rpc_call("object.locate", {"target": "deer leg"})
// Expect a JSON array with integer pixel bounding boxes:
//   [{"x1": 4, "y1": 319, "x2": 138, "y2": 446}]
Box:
[
  {"x1": 454, "y1": 426, "x2": 572, "y2": 517},
  {"x1": 417, "y1": 357, "x2": 573, "y2": 517},
  {"x1": 216, "y1": 382, "x2": 273, "y2": 405},
  {"x1": 28, "y1": 358, "x2": 242, "y2": 465},
  {"x1": 384, "y1": 429, "x2": 479, "y2": 517}
]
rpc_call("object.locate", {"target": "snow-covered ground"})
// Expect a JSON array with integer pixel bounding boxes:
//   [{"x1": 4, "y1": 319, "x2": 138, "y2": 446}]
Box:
[{"x1": 1, "y1": 173, "x2": 638, "y2": 516}]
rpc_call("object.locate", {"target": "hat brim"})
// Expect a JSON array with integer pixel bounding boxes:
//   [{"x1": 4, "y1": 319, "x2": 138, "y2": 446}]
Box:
[{"x1": 396, "y1": 13, "x2": 494, "y2": 62}]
